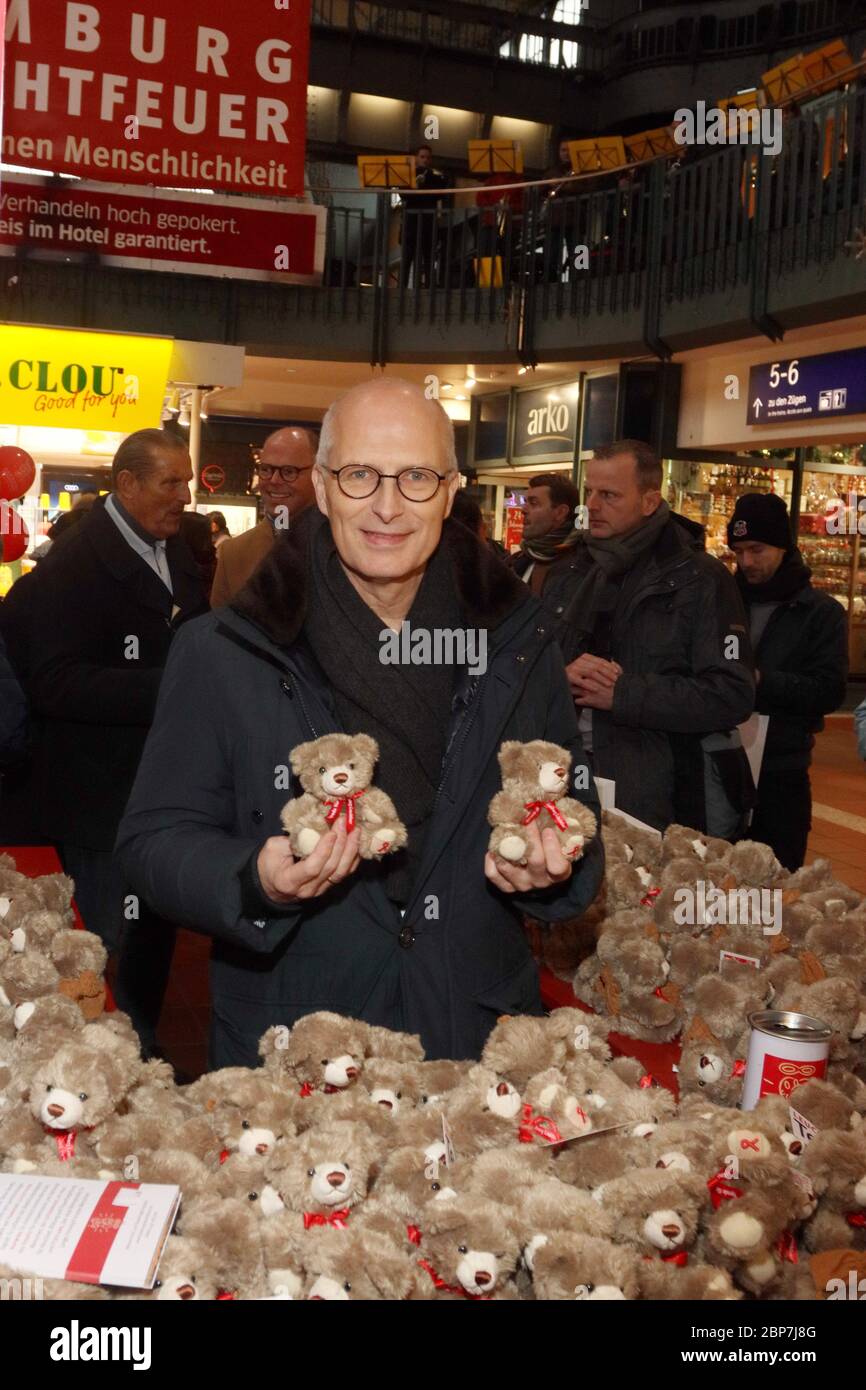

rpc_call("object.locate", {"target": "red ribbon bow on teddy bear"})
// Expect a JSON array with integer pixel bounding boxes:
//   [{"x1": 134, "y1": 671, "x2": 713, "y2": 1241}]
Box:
[
  {"x1": 324, "y1": 789, "x2": 366, "y2": 832},
  {"x1": 43, "y1": 1126, "x2": 94, "y2": 1162},
  {"x1": 303, "y1": 1209, "x2": 351, "y2": 1231},
  {"x1": 518, "y1": 1104, "x2": 564, "y2": 1146},
  {"x1": 706, "y1": 1170, "x2": 744, "y2": 1210},
  {"x1": 522, "y1": 801, "x2": 568, "y2": 831}
]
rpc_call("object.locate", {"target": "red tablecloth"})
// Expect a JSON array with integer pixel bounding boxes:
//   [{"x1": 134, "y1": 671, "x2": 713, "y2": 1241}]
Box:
[
  {"x1": 1, "y1": 844, "x2": 115, "y2": 1009},
  {"x1": 539, "y1": 966, "x2": 681, "y2": 1098}
]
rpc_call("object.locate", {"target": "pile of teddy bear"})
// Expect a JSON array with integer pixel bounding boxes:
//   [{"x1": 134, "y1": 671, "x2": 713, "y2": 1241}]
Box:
[
  {"x1": 530, "y1": 815, "x2": 866, "y2": 1112},
  {"x1": 1, "y1": 850, "x2": 865, "y2": 1301}
]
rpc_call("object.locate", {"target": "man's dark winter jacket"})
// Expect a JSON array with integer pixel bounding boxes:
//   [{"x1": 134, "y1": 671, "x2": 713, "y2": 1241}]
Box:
[
  {"x1": 752, "y1": 585, "x2": 847, "y2": 770},
  {"x1": 23, "y1": 497, "x2": 206, "y2": 850},
  {"x1": 0, "y1": 632, "x2": 27, "y2": 766},
  {"x1": 116, "y1": 519, "x2": 605, "y2": 1068},
  {"x1": 560, "y1": 513, "x2": 755, "y2": 831}
]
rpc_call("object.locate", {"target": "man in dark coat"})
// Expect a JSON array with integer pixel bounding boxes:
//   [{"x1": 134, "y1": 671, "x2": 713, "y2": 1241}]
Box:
[
  {"x1": 117, "y1": 379, "x2": 604, "y2": 1069},
  {"x1": 728, "y1": 491, "x2": 847, "y2": 870},
  {"x1": 23, "y1": 429, "x2": 207, "y2": 1051},
  {"x1": 0, "y1": 631, "x2": 27, "y2": 767},
  {"x1": 511, "y1": 473, "x2": 584, "y2": 618},
  {"x1": 561, "y1": 439, "x2": 755, "y2": 834},
  {"x1": 400, "y1": 144, "x2": 450, "y2": 288}
]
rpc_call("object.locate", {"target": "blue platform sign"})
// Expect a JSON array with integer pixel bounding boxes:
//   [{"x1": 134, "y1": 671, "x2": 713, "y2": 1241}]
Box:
[{"x1": 747, "y1": 348, "x2": 866, "y2": 425}]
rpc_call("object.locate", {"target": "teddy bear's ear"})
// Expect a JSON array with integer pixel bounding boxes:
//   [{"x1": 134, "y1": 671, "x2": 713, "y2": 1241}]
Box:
[
  {"x1": 351, "y1": 733, "x2": 380, "y2": 765},
  {"x1": 497, "y1": 741, "x2": 525, "y2": 780},
  {"x1": 289, "y1": 741, "x2": 317, "y2": 776}
]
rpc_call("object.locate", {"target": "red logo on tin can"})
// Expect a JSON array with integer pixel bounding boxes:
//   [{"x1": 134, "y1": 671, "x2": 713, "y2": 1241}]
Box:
[{"x1": 759, "y1": 1054, "x2": 826, "y2": 1099}]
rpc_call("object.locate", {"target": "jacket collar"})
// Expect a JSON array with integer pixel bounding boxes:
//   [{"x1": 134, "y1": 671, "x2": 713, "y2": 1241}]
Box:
[
  {"x1": 83, "y1": 496, "x2": 201, "y2": 613},
  {"x1": 230, "y1": 507, "x2": 533, "y2": 650}
]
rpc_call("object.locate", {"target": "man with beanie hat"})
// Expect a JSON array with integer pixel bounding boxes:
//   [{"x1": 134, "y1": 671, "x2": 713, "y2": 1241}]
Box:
[{"x1": 728, "y1": 491, "x2": 848, "y2": 870}]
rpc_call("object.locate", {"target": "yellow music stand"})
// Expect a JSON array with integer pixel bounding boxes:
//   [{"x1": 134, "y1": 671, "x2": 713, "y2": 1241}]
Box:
[
  {"x1": 717, "y1": 88, "x2": 765, "y2": 113},
  {"x1": 566, "y1": 137, "x2": 627, "y2": 174},
  {"x1": 468, "y1": 140, "x2": 524, "y2": 175},
  {"x1": 624, "y1": 127, "x2": 678, "y2": 162},
  {"x1": 760, "y1": 56, "x2": 808, "y2": 105},
  {"x1": 357, "y1": 155, "x2": 415, "y2": 189},
  {"x1": 801, "y1": 40, "x2": 855, "y2": 97}
]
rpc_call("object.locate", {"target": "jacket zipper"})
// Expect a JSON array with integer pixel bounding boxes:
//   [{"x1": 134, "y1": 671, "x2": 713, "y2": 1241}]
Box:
[
  {"x1": 281, "y1": 672, "x2": 319, "y2": 741},
  {"x1": 429, "y1": 678, "x2": 484, "y2": 821}
]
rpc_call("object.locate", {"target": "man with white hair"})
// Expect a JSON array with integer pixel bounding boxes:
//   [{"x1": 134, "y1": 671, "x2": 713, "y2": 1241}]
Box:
[{"x1": 117, "y1": 379, "x2": 603, "y2": 1067}]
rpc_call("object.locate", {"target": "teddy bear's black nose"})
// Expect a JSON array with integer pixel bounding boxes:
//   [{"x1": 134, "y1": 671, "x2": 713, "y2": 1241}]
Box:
[{"x1": 474, "y1": 1271, "x2": 492, "y2": 1286}]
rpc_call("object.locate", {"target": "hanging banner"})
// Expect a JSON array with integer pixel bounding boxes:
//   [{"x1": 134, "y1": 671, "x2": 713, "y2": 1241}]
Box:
[
  {"x1": 0, "y1": 325, "x2": 172, "y2": 429},
  {"x1": 2, "y1": 1, "x2": 310, "y2": 196},
  {"x1": 0, "y1": 177, "x2": 326, "y2": 282}
]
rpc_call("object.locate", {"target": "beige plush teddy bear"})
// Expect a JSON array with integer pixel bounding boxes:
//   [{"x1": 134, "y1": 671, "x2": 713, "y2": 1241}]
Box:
[
  {"x1": 281, "y1": 732, "x2": 408, "y2": 859},
  {"x1": 487, "y1": 740, "x2": 597, "y2": 865}
]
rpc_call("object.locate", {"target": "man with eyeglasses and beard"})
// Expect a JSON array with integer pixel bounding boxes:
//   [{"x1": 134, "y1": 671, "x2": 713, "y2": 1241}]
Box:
[
  {"x1": 210, "y1": 426, "x2": 317, "y2": 606},
  {"x1": 117, "y1": 378, "x2": 603, "y2": 1069}
]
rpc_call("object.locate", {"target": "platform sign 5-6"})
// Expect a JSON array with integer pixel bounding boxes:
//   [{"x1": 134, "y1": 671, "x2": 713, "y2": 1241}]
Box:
[{"x1": 747, "y1": 348, "x2": 866, "y2": 424}]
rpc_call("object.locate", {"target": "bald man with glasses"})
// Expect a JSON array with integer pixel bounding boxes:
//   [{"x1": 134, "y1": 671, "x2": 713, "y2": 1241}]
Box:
[
  {"x1": 118, "y1": 379, "x2": 603, "y2": 1068},
  {"x1": 210, "y1": 426, "x2": 317, "y2": 607}
]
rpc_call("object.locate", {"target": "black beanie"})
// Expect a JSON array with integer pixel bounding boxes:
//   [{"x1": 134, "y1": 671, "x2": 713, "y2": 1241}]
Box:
[{"x1": 727, "y1": 491, "x2": 793, "y2": 551}]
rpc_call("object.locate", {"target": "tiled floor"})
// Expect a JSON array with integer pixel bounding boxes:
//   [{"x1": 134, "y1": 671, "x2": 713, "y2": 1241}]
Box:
[{"x1": 153, "y1": 714, "x2": 866, "y2": 1082}]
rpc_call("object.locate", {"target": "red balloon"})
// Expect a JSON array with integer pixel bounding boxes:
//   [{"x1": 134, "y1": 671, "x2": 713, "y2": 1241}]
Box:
[
  {"x1": 0, "y1": 502, "x2": 29, "y2": 563},
  {"x1": 0, "y1": 446, "x2": 36, "y2": 501}
]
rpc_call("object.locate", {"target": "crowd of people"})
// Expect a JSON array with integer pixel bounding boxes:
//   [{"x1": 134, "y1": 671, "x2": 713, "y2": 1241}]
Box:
[{"x1": 0, "y1": 381, "x2": 858, "y2": 1068}]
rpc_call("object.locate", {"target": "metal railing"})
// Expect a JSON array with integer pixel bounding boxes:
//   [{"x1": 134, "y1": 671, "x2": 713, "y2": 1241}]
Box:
[
  {"x1": 312, "y1": 0, "x2": 605, "y2": 70},
  {"x1": 312, "y1": 0, "x2": 863, "y2": 73},
  {"x1": 314, "y1": 86, "x2": 866, "y2": 360},
  {"x1": 4, "y1": 90, "x2": 865, "y2": 368}
]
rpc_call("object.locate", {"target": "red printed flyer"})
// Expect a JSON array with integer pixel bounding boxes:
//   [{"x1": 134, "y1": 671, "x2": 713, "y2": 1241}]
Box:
[{"x1": 0, "y1": 1174, "x2": 180, "y2": 1289}]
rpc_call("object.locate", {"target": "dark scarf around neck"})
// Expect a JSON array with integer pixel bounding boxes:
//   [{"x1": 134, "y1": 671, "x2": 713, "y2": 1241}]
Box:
[
  {"x1": 735, "y1": 548, "x2": 811, "y2": 606},
  {"x1": 520, "y1": 520, "x2": 582, "y2": 564},
  {"x1": 232, "y1": 508, "x2": 532, "y2": 904},
  {"x1": 561, "y1": 500, "x2": 672, "y2": 655}
]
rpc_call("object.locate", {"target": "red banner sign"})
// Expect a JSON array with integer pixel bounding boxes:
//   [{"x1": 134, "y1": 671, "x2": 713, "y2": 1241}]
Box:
[
  {"x1": 0, "y1": 177, "x2": 325, "y2": 282},
  {"x1": 2, "y1": 1, "x2": 310, "y2": 196}
]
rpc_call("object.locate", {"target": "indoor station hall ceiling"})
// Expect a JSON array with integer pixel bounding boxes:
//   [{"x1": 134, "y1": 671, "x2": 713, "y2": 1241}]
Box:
[{"x1": 208, "y1": 356, "x2": 618, "y2": 423}]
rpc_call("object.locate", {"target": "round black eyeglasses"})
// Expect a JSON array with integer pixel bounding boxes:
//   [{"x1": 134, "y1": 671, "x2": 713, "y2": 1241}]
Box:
[{"x1": 323, "y1": 465, "x2": 448, "y2": 502}]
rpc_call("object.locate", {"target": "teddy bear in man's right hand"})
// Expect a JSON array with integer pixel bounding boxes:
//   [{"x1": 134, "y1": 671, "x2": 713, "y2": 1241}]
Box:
[{"x1": 487, "y1": 740, "x2": 597, "y2": 865}]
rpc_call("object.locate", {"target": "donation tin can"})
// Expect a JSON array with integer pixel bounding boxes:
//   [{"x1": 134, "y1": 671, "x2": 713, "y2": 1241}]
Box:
[{"x1": 740, "y1": 1009, "x2": 832, "y2": 1110}]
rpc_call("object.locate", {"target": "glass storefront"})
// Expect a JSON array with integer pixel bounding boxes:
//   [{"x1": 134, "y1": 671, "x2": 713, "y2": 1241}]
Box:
[
  {"x1": 798, "y1": 445, "x2": 866, "y2": 675},
  {"x1": 665, "y1": 455, "x2": 796, "y2": 565}
]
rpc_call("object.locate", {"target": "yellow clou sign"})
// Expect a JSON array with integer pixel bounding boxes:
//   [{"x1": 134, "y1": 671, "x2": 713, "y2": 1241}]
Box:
[{"x1": 0, "y1": 326, "x2": 173, "y2": 430}]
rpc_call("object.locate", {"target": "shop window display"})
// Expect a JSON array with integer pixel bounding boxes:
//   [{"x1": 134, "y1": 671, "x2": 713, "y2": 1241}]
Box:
[
  {"x1": 665, "y1": 456, "x2": 795, "y2": 564},
  {"x1": 798, "y1": 445, "x2": 866, "y2": 675}
]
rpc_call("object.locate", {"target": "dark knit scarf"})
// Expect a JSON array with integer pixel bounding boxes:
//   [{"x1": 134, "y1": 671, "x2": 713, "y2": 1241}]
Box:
[
  {"x1": 561, "y1": 500, "x2": 672, "y2": 654},
  {"x1": 735, "y1": 548, "x2": 811, "y2": 606},
  {"x1": 520, "y1": 520, "x2": 583, "y2": 564},
  {"x1": 303, "y1": 517, "x2": 464, "y2": 905}
]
